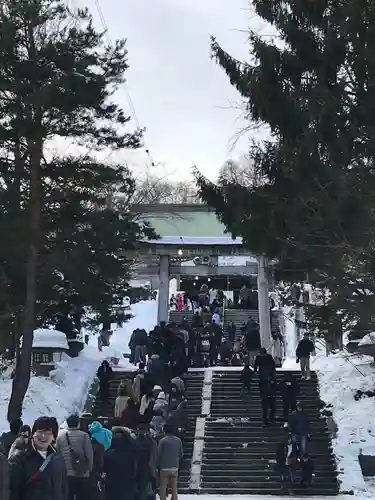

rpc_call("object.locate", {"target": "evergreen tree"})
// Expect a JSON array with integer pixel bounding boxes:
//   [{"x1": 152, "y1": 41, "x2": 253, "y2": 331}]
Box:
[
  {"x1": 195, "y1": 1, "x2": 375, "y2": 343},
  {"x1": 0, "y1": 0, "x2": 145, "y2": 420}
]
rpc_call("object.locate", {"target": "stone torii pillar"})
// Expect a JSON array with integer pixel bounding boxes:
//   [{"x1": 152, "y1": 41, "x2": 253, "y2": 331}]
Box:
[
  {"x1": 257, "y1": 255, "x2": 272, "y2": 349},
  {"x1": 157, "y1": 255, "x2": 170, "y2": 324}
]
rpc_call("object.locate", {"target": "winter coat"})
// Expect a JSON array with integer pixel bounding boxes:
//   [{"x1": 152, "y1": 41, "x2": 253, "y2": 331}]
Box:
[
  {"x1": 133, "y1": 371, "x2": 145, "y2": 404},
  {"x1": 88, "y1": 422, "x2": 112, "y2": 451},
  {"x1": 157, "y1": 434, "x2": 183, "y2": 470},
  {"x1": 275, "y1": 442, "x2": 299, "y2": 471},
  {"x1": 167, "y1": 403, "x2": 189, "y2": 432},
  {"x1": 130, "y1": 329, "x2": 148, "y2": 347},
  {"x1": 212, "y1": 312, "x2": 221, "y2": 325},
  {"x1": 296, "y1": 338, "x2": 315, "y2": 358},
  {"x1": 114, "y1": 396, "x2": 131, "y2": 418},
  {"x1": 192, "y1": 313, "x2": 201, "y2": 329},
  {"x1": 245, "y1": 325, "x2": 261, "y2": 350},
  {"x1": 301, "y1": 457, "x2": 315, "y2": 480},
  {"x1": 153, "y1": 393, "x2": 168, "y2": 417},
  {"x1": 260, "y1": 378, "x2": 278, "y2": 400},
  {"x1": 0, "y1": 450, "x2": 9, "y2": 500},
  {"x1": 0, "y1": 432, "x2": 19, "y2": 457},
  {"x1": 240, "y1": 366, "x2": 254, "y2": 384},
  {"x1": 9, "y1": 441, "x2": 67, "y2": 500},
  {"x1": 281, "y1": 379, "x2": 299, "y2": 402},
  {"x1": 134, "y1": 434, "x2": 157, "y2": 487},
  {"x1": 120, "y1": 405, "x2": 140, "y2": 430},
  {"x1": 227, "y1": 323, "x2": 236, "y2": 342},
  {"x1": 288, "y1": 411, "x2": 310, "y2": 436},
  {"x1": 170, "y1": 377, "x2": 185, "y2": 394},
  {"x1": 147, "y1": 355, "x2": 165, "y2": 380},
  {"x1": 254, "y1": 353, "x2": 276, "y2": 380},
  {"x1": 104, "y1": 432, "x2": 137, "y2": 500},
  {"x1": 8, "y1": 437, "x2": 30, "y2": 459},
  {"x1": 150, "y1": 414, "x2": 165, "y2": 435},
  {"x1": 140, "y1": 395, "x2": 154, "y2": 416},
  {"x1": 55, "y1": 428, "x2": 93, "y2": 477}
]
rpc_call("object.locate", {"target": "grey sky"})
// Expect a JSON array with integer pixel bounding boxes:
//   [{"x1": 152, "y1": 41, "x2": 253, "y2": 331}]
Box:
[{"x1": 85, "y1": 0, "x2": 262, "y2": 180}]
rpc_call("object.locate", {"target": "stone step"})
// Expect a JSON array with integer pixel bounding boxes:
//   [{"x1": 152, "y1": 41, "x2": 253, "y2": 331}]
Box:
[
  {"x1": 203, "y1": 462, "x2": 336, "y2": 471},
  {"x1": 199, "y1": 487, "x2": 338, "y2": 495}
]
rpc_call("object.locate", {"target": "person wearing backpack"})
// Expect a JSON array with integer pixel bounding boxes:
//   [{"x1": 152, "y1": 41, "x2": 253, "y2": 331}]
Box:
[
  {"x1": 56, "y1": 414, "x2": 93, "y2": 500},
  {"x1": 9, "y1": 416, "x2": 67, "y2": 500}
]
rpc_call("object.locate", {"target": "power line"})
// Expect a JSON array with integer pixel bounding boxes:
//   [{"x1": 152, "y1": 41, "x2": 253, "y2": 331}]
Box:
[{"x1": 93, "y1": 0, "x2": 155, "y2": 167}]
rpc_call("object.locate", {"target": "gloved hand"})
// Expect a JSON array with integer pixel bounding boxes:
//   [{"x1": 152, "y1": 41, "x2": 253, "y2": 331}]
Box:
[{"x1": 296, "y1": 357, "x2": 300, "y2": 363}]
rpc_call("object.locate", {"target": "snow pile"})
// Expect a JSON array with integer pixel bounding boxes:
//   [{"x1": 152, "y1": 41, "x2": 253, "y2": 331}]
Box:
[
  {"x1": 313, "y1": 352, "x2": 375, "y2": 496},
  {"x1": 0, "y1": 300, "x2": 157, "y2": 433},
  {"x1": 32, "y1": 328, "x2": 69, "y2": 350},
  {"x1": 283, "y1": 305, "x2": 375, "y2": 495},
  {"x1": 0, "y1": 347, "x2": 102, "y2": 433},
  {"x1": 359, "y1": 332, "x2": 375, "y2": 346},
  {"x1": 90, "y1": 299, "x2": 158, "y2": 354}
]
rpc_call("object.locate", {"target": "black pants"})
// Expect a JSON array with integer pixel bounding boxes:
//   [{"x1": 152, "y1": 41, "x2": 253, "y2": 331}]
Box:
[
  {"x1": 261, "y1": 397, "x2": 276, "y2": 423},
  {"x1": 283, "y1": 397, "x2": 297, "y2": 419},
  {"x1": 241, "y1": 381, "x2": 251, "y2": 396},
  {"x1": 68, "y1": 476, "x2": 89, "y2": 500}
]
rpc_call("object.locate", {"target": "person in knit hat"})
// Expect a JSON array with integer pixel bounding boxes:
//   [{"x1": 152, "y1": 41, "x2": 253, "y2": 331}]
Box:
[
  {"x1": 88, "y1": 421, "x2": 112, "y2": 451},
  {"x1": 9, "y1": 416, "x2": 67, "y2": 500}
]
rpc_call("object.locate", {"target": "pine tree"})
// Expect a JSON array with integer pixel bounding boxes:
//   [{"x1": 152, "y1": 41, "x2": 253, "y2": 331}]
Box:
[
  {"x1": 195, "y1": 1, "x2": 375, "y2": 341},
  {"x1": 0, "y1": 0, "x2": 144, "y2": 421}
]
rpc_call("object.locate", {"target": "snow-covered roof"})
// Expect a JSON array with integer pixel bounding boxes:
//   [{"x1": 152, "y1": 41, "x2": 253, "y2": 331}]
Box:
[
  {"x1": 32, "y1": 329, "x2": 69, "y2": 350},
  {"x1": 147, "y1": 236, "x2": 243, "y2": 246}
]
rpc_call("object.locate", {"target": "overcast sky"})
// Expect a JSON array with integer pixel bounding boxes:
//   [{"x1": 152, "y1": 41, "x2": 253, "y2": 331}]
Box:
[{"x1": 83, "y1": 0, "x2": 266, "y2": 180}]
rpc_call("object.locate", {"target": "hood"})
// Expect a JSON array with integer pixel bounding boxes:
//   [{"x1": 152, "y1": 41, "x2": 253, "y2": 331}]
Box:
[{"x1": 89, "y1": 421, "x2": 112, "y2": 451}]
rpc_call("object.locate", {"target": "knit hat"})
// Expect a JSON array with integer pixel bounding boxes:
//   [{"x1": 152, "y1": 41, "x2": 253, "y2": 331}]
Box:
[
  {"x1": 89, "y1": 421, "x2": 112, "y2": 450},
  {"x1": 152, "y1": 385, "x2": 162, "y2": 391},
  {"x1": 32, "y1": 417, "x2": 59, "y2": 440}
]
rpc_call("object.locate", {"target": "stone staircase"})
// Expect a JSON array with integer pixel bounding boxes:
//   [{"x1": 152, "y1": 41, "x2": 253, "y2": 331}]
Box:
[
  {"x1": 223, "y1": 308, "x2": 280, "y2": 340},
  {"x1": 169, "y1": 310, "x2": 195, "y2": 325},
  {"x1": 178, "y1": 372, "x2": 204, "y2": 492},
  {"x1": 89, "y1": 368, "x2": 204, "y2": 494},
  {"x1": 200, "y1": 370, "x2": 338, "y2": 495}
]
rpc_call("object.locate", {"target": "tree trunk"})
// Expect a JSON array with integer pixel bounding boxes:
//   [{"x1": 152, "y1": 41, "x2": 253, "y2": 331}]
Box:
[{"x1": 7, "y1": 136, "x2": 42, "y2": 422}]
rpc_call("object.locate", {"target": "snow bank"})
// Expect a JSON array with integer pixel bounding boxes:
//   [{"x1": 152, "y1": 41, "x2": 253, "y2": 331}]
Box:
[
  {"x1": 0, "y1": 300, "x2": 157, "y2": 433},
  {"x1": 313, "y1": 352, "x2": 375, "y2": 496},
  {"x1": 359, "y1": 332, "x2": 375, "y2": 346},
  {"x1": 0, "y1": 346, "x2": 103, "y2": 433},
  {"x1": 89, "y1": 299, "x2": 158, "y2": 354}
]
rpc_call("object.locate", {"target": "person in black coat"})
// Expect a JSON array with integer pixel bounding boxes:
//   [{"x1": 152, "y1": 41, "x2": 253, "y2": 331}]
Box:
[
  {"x1": 97, "y1": 361, "x2": 113, "y2": 402},
  {"x1": 260, "y1": 377, "x2": 278, "y2": 425},
  {"x1": 254, "y1": 348, "x2": 276, "y2": 387},
  {"x1": 244, "y1": 319, "x2": 261, "y2": 367},
  {"x1": 300, "y1": 453, "x2": 315, "y2": 488},
  {"x1": 9, "y1": 417, "x2": 67, "y2": 500},
  {"x1": 296, "y1": 333, "x2": 315, "y2": 380},
  {"x1": 240, "y1": 362, "x2": 253, "y2": 397},
  {"x1": 281, "y1": 375, "x2": 299, "y2": 422},
  {"x1": 134, "y1": 425, "x2": 157, "y2": 500},
  {"x1": 227, "y1": 321, "x2": 236, "y2": 343},
  {"x1": 104, "y1": 429, "x2": 137, "y2": 500}
]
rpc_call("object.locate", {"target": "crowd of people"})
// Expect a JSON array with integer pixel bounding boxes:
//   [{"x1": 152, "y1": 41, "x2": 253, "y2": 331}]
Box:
[
  {"x1": 0, "y1": 300, "x2": 317, "y2": 500},
  {"x1": 169, "y1": 284, "x2": 264, "y2": 313},
  {"x1": 0, "y1": 382, "x2": 185, "y2": 500}
]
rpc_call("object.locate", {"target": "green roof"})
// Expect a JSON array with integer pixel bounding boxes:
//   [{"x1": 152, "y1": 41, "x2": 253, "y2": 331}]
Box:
[{"x1": 139, "y1": 207, "x2": 228, "y2": 238}]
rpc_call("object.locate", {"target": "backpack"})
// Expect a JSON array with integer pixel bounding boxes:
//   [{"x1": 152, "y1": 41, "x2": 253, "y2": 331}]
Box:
[{"x1": 66, "y1": 432, "x2": 89, "y2": 476}]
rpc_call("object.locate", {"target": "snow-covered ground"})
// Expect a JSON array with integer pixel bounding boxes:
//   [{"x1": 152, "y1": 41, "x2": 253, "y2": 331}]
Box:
[
  {"x1": 284, "y1": 307, "x2": 375, "y2": 497},
  {"x1": 0, "y1": 300, "x2": 157, "y2": 433}
]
